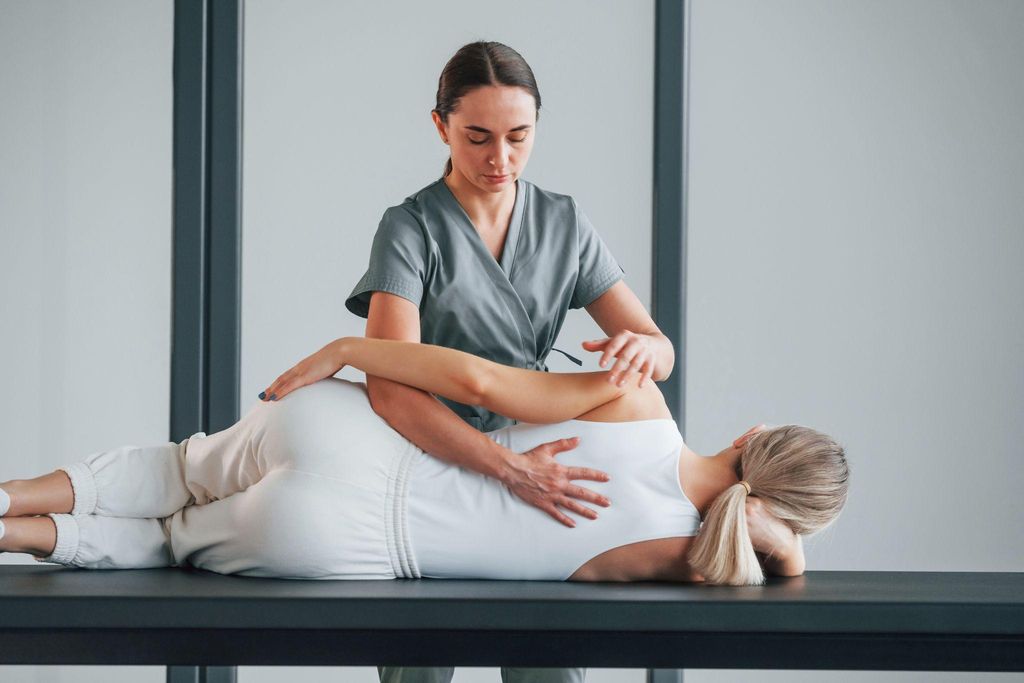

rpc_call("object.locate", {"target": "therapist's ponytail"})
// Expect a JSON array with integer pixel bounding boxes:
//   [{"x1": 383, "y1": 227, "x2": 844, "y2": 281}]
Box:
[
  {"x1": 433, "y1": 41, "x2": 542, "y2": 177},
  {"x1": 687, "y1": 425, "x2": 849, "y2": 586}
]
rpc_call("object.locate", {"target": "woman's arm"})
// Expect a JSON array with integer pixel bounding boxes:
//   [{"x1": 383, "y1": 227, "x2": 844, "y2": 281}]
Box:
[
  {"x1": 337, "y1": 335, "x2": 637, "y2": 425},
  {"x1": 759, "y1": 535, "x2": 806, "y2": 577},
  {"x1": 746, "y1": 497, "x2": 806, "y2": 577},
  {"x1": 584, "y1": 280, "x2": 675, "y2": 385}
]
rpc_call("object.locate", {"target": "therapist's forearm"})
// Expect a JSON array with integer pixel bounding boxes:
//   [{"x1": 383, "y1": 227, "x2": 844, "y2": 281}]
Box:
[{"x1": 366, "y1": 375, "x2": 512, "y2": 482}]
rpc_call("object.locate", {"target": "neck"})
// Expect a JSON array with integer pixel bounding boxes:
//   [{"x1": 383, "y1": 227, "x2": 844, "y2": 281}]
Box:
[
  {"x1": 444, "y1": 171, "x2": 516, "y2": 226},
  {"x1": 677, "y1": 445, "x2": 741, "y2": 517}
]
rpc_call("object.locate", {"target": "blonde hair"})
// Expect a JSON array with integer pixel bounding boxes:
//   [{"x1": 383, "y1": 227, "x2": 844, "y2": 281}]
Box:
[{"x1": 687, "y1": 424, "x2": 849, "y2": 586}]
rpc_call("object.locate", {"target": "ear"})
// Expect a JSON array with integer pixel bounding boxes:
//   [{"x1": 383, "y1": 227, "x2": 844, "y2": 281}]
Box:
[
  {"x1": 430, "y1": 111, "x2": 448, "y2": 142},
  {"x1": 733, "y1": 423, "x2": 767, "y2": 449}
]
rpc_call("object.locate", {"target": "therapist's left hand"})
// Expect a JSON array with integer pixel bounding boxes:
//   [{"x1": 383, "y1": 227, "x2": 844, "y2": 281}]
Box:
[{"x1": 582, "y1": 331, "x2": 656, "y2": 388}]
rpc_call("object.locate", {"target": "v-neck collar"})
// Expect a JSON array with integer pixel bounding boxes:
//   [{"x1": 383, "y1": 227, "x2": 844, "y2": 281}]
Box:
[
  {"x1": 438, "y1": 176, "x2": 526, "y2": 278},
  {"x1": 434, "y1": 176, "x2": 537, "y2": 365}
]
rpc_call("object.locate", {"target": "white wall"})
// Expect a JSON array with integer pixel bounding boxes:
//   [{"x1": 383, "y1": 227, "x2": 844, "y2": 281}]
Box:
[
  {"x1": 684, "y1": 0, "x2": 1024, "y2": 680},
  {"x1": 0, "y1": 0, "x2": 173, "y2": 681}
]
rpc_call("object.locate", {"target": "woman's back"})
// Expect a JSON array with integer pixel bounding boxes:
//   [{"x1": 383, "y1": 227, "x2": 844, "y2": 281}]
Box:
[{"x1": 407, "y1": 418, "x2": 701, "y2": 580}]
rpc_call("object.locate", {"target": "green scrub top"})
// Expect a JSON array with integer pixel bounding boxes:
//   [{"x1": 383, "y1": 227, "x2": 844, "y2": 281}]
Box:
[{"x1": 346, "y1": 176, "x2": 624, "y2": 432}]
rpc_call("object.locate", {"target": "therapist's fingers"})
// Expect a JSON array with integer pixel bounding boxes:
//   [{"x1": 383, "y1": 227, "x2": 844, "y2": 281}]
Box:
[
  {"x1": 581, "y1": 338, "x2": 610, "y2": 352},
  {"x1": 565, "y1": 466, "x2": 611, "y2": 483},
  {"x1": 560, "y1": 497, "x2": 599, "y2": 521},
  {"x1": 637, "y1": 359, "x2": 654, "y2": 388},
  {"x1": 598, "y1": 333, "x2": 630, "y2": 369},
  {"x1": 565, "y1": 483, "x2": 611, "y2": 507},
  {"x1": 542, "y1": 504, "x2": 577, "y2": 528},
  {"x1": 605, "y1": 344, "x2": 635, "y2": 381},
  {"x1": 608, "y1": 340, "x2": 644, "y2": 383}
]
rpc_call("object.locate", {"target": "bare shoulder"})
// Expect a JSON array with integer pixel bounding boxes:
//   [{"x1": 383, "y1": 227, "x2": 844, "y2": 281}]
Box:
[{"x1": 575, "y1": 377, "x2": 672, "y2": 422}]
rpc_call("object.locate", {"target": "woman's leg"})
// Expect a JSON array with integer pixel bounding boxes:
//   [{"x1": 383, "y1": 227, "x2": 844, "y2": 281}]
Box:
[
  {"x1": 0, "y1": 471, "x2": 73, "y2": 517},
  {"x1": 0, "y1": 400, "x2": 274, "y2": 522},
  {"x1": 7, "y1": 514, "x2": 176, "y2": 568},
  {"x1": 0, "y1": 516, "x2": 58, "y2": 557}
]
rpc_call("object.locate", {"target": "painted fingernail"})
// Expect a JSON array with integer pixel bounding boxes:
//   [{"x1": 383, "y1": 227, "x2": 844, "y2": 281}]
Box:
[
  {"x1": 258, "y1": 391, "x2": 266, "y2": 400},
  {"x1": 269, "y1": 393, "x2": 277, "y2": 401}
]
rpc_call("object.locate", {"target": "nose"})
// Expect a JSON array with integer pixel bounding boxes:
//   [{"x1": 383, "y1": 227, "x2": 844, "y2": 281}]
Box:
[{"x1": 489, "y1": 139, "x2": 513, "y2": 168}]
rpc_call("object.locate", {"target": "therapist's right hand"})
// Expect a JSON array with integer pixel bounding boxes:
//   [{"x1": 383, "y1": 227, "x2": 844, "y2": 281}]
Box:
[{"x1": 500, "y1": 437, "x2": 612, "y2": 528}]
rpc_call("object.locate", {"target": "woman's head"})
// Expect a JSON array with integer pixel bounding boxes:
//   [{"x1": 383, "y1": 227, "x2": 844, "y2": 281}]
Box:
[
  {"x1": 431, "y1": 41, "x2": 541, "y2": 192},
  {"x1": 687, "y1": 424, "x2": 850, "y2": 586}
]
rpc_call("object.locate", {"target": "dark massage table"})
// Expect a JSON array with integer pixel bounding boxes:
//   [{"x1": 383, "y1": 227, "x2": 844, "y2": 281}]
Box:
[{"x1": 0, "y1": 566, "x2": 1020, "y2": 679}]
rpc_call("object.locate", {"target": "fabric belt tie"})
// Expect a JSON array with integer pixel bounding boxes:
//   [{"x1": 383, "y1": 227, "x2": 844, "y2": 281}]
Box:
[{"x1": 549, "y1": 346, "x2": 583, "y2": 366}]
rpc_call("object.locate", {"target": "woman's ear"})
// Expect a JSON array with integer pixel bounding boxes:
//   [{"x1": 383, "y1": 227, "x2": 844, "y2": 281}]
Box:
[
  {"x1": 733, "y1": 423, "x2": 767, "y2": 449},
  {"x1": 430, "y1": 111, "x2": 449, "y2": 143}
]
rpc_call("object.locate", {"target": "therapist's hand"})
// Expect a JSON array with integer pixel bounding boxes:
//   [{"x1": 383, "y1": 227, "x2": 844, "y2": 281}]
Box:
[
  {"x1": 582, "y1": 331, "x2": 657, "y2": 388},
  {"x1": 258, "y1": 339, "x2": 347, "y2": 402},
  {"x1": 500, "y1": 437, "x2": 612, "y2": 528}
]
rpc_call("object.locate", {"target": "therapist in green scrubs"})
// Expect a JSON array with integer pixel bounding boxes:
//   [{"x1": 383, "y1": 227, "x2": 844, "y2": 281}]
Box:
[{"x1": 344, "y1": 42, "x2": 675, "y2": 683}]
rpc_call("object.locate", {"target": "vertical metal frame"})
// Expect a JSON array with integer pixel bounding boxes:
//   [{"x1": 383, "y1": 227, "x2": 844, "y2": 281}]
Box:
[
  {"x1": 171, "y1": 0, "x2": 207, "y2": 442},
  {"x1": 650, "y1": 3, "x2": 690, "y2": 679},
  {"x1": 652, "y1": 0, "x2": 690, "y2": 436},
  {"x1": 171, "y1": 0, "x2": 242, "y2": 443},
  {"x1": 171, "y1": 0, "x2": 243, "y2": 681}
]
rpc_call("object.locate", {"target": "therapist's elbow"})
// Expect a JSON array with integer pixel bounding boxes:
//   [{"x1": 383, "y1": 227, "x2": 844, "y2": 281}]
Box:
[
  {"x1": 366, "y1": 375, "x2": 408, "y2": 420},
  {"x1": 653, "y1": 335, "x2": 676, "y2": 381}
]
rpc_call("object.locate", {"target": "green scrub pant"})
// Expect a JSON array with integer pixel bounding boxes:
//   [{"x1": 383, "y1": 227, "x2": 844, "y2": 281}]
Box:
[{"x1": 378, "y1": 667, "x2": 586, "y2": 683}]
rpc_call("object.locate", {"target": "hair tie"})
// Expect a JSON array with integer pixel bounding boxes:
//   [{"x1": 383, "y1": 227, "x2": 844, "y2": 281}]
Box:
[{"x1": 738, "y1": 480, "x2": 751, "y2": 495}]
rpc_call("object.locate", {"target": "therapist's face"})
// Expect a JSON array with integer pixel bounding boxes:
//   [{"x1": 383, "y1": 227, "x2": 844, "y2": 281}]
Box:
[{"x1": 433, "y1": 84, "x2": 537, "y2": 193}]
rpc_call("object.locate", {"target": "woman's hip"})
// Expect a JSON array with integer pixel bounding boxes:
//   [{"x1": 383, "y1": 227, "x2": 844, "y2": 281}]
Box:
[{"x1": 238, "y1": 377, "x2": 419, "y2": 481}]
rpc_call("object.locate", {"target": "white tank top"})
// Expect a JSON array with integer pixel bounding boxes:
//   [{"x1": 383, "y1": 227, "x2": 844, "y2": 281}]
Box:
[{"x1": 406, "y1": 418, "x2": 702, "y2": 580}]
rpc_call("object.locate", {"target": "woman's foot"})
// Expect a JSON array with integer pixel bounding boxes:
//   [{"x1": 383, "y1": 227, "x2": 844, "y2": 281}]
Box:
[
  {"x1": 0, "y1": 516, "x2": 57, "y2": 558},
  {"x1": 0, "y1": 471, "x2": 74, "y2": 517}
]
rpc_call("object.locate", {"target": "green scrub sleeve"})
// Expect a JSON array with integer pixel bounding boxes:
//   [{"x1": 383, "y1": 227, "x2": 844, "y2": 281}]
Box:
[
  {"x1": 570, "y1": 199, "x2": 625, "y2": 309},
  {"x1": 345, "y1": 207, "x2": 428, "y2": 318}
]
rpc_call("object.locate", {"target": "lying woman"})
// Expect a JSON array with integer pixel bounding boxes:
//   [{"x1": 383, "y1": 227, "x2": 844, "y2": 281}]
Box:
[{"x1": 0, "y1": 337, "x2": 849, "y2": 586}]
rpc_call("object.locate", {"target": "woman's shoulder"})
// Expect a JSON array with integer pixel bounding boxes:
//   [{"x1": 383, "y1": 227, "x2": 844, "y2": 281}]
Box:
[
  {"x1": 575, "y1": 380, "x2": 672, "y2": 423},
  {"x1": 375, "y1": 177, "x2": 448, "y2": 225},
  {"x1": 520, "y1": 178, "x2": 579, "y2": 214}
]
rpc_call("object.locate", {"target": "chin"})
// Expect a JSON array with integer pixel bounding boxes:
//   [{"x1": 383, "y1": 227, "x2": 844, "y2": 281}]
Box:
[{"x1": 479, "y1": 174, "x2": 515, "y2": 190}]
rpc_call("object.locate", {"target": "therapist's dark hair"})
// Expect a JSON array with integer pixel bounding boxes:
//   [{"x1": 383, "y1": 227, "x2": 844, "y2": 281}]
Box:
[{"x1": 433, "y1": 41, "x2": 541, "y2": 177}]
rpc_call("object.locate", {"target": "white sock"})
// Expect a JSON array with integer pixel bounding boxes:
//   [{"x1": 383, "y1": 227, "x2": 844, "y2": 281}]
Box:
[
  {"x1": 0, "y1": 519, "x2": 5, "y2": 541},
  {"x1": 0, "y1": 487, "x2": 8, "y2": 516}
]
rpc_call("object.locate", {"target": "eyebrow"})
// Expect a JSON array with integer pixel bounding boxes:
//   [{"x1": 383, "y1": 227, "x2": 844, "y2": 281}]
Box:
[{"x1": 464, "y1": 125, "x2": 533, "y2": 133}]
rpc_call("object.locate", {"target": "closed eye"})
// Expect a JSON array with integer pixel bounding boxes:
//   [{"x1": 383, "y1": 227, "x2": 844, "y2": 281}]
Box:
[{"x1": 469, "y1": 137, "x2": 528, "y2": 145}]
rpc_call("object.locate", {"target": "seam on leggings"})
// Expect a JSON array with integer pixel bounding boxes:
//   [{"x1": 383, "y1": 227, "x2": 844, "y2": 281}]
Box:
[
  {"x1": 394, "y1": 443, "x2": 418, "y2": 578},
  {"x1": 385, "y1": 443, "x2": 421, "y2": 579}
]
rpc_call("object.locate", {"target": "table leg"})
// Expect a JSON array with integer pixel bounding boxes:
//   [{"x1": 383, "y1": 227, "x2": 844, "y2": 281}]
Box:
[
  {"x1": 167, "y1": 666, "x2": 238, "y2": 683},
  {"x1": 646, "y1": 669, "x2": 683, "y2": 683}
]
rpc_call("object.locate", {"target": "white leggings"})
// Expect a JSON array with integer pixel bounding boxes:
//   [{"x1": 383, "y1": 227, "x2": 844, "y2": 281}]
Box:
[{"x1": 37, "y1": 379, "x2": 422, "y2": 579}]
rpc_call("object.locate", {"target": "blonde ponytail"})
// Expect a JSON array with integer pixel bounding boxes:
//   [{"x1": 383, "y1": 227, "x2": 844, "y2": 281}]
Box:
[{"x1": 688, "y1": 482, "x2": 764, "y2": 586}]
